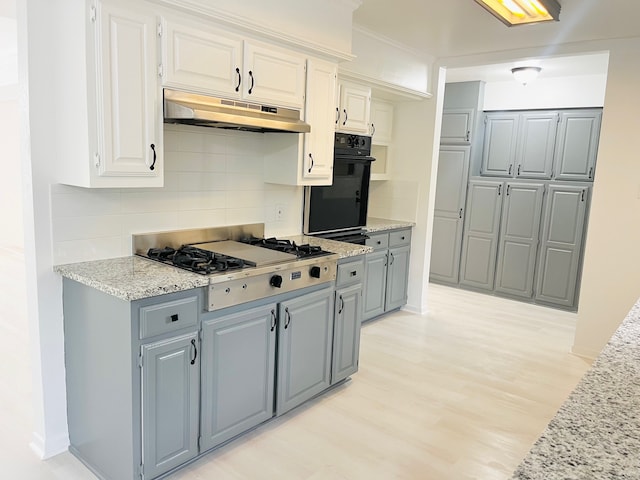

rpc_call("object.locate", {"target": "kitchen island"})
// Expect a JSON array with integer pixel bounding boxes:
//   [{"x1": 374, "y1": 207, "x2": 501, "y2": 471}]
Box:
[{"x1": 511, "y1": 298, "x2": 640, "y2": 479}]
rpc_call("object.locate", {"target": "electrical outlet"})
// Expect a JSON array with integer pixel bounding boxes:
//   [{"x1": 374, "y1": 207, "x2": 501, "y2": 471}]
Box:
[{"x1": 275, "y1": 204, "x2": 285, "y2": 221}]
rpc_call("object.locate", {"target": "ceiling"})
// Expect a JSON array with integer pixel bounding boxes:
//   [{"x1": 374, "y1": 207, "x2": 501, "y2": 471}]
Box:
[
  {"x1": 352, "y1": 0, "x2": 640, "y2": 84},
  {"x1": 353, "y1": 0, "x2": 640, "y2": 60}
]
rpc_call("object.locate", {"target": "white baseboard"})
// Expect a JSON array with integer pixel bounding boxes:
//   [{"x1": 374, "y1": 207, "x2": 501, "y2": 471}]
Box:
[
  {"x1": 30, "y1": 431, "x2": 69, "y2": 459},
  {"x1": 570, "y1": 344, "x2": 599, "y2": 361}
]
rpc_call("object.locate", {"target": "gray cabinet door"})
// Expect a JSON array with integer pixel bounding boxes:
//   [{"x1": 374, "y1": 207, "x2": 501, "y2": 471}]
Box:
[
  {"x1": 276, "y1": 287, "x2": 334, "y2": 416},
  {"x1": 480, "y1": 113, "x2": 519, "y2": 177},
  {"x1": 441, "y1": 108, "x2": 474, "y2": 144},
  {"x1": 459, "y1": 180, "x2": 504, "y2": 290},
  {"x1": 331, "y1": 283, "x2": 362, "y2": 384},
  {"x1": 535, "y1": 185, "x2": 589, "y2": 308},
  {"x1": 386, "y1": 245, "x2": 410, "y2": 311},
  {"x1": 200, "y1": 304, "x2": 276, "y2": 452},
  {"x1": 515, "y1": 112, "x2": 558, "y2": 179},
  {"x1": 494, "y1": 183, "x2": 545, "y2": 298},
  {"x1": 554, "y1": 110, "x2": 601, "y2": 181},
  {"x1": 430, "y1": 145, "x2": 471, "y2": 284},
  {"x1": 141, "y1": 332, "x2": 199, "y2": 480},
  {"x1": 363, "y1": 249, "x2": 388, "y2": 321}
]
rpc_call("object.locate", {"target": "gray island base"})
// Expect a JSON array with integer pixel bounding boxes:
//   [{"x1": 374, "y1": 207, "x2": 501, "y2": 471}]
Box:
[{"x1": 512, "y1": 299, "x2": 640, "y2": 479}]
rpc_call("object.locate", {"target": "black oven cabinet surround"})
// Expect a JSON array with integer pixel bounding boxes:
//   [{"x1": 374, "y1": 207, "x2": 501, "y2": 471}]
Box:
[{"x1": 60, "y1": 268, "x2": 363, "y2": 480}]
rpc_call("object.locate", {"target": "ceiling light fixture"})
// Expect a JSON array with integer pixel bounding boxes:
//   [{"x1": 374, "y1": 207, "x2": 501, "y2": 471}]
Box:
[
  {"x1": 511, "y1": 66, "x2": 542, "y2": 85},
  {"x1": 474, "y1": 0, "x2": 561, "y2": 26}
]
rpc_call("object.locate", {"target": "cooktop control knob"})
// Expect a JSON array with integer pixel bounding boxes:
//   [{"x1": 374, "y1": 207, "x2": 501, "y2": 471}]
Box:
[
  {"x1": 309, "y1": 266, "x2": 321, "y2": 278},
  {"x1": 270, "y1": 275, "x2": 283, "y2": 288}
]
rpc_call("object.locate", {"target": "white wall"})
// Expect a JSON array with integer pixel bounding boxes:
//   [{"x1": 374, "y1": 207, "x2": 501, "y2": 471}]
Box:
[
  {"x1": 52, "y1": 126, "x2": 303, "y2": 265},
  {"x1": 483, "y1": 74, "x2": 607, "y2": 110}
]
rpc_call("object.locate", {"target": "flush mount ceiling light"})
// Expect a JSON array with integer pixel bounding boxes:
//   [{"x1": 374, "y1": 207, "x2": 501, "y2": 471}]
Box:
[
  {"x1": 511, "y1": 66, "x2": 542, "y2": 85},
  {"x1": 474, "y1": 0, "x2": 561, "y2": 26}
]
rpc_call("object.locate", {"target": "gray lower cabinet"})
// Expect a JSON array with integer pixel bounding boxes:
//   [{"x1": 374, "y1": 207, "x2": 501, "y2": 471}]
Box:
[
  {"x1": 276, "y1": 287, "x2": 334, "y2": 416},
  {"x1": 430, "y1": 145, "x2": 471, "y2": 284},
  {"x1": 494, "y1": 182, "x2": 545, "y2": 298},
  {"x1": 199, "y1": 304, "x2": 276, "y2": 452},
  {"x1": 363, "y1": 228, "x2": 411, "y2": 321},
  {"x1": 141, "y1": 332, "x2": 200, "y2": 480},
  {"x1": 332, "y1": 256, "x2": 364, "y2": 384},
  {"x1": 535, "y1": 184, "x2": 589, "y2": 308},
  {"x1": 459, "y1": 180, "x2": 504, "y2": 291}
]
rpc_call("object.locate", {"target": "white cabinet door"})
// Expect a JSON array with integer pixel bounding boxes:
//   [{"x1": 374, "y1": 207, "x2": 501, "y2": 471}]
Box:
[
  {"x1": 337, "y1": 81, "x2": 371, "y2": 134},
  {"x1": 95, "y1": 1, "x2": 162, "y2": 182},
  {"x1": 370, "y1": 99, "x2": 394, "y2": 144},
  {"x1": 302, "y1": 58, "x2": 337, "y2": 183},
  {"x1": 162, "y1": 18, "x2": 243, "y2": 98},
  {"x1": 243, "y1": 41, "x2": 306, "y2": 108}
]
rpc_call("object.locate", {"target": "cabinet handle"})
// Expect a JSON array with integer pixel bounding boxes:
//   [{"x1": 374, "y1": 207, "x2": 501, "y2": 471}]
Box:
[
  {"x1": 389, "y1": 252, "x2": 394, "y2": 265},
  {"x1": 517, "y1": 165, "x2": 521, "y2": 176},
  {"x1": 384, "y1": 253, "x2": 388, "y2": 267},
  {"x1": 307, "y1": 153, "x2": 314, "y2": 173},
  {"x1": 190, "y1": 339, "x2": 197, "y2": 365},
  {"x1": 371, "y1": 123, "x2": 376, "y2": 136},
  {"x1": 270, "y1": 309, "x2": 276, "y2": 332},
  {"x1": 588, "y1": 167, "x2": 593, "y2": 179},
  {"x1": 343, "y1": 109, "x2": 348, "y2": 126},
  {"x1": 581, "y1": 189, "x2": 586, "y2": 202},
  {"x1": 335, "y1": 107, "x2": 340, "y2": 124},
  {"x1": 170, "y1": 314, "x2": 179, "y2": 322},
  {"x1": 498, "y1": 184, "x2": 502, "y2": 196},
  {"x1": 235, "y1": 67, "x2": 241, "y2": 92},
  {"x1": 459, "y1": 208, "x2": 463, "y2": 219},
  {"x1": 466, "y1": 130, "x2": 470, "y2": 142},
  {"x1": 248, "y1": 70, "x2": 254, "y2": 94},
  {"x1": 508, "y1": 164, "x2": 513, "y2": 175},
  {"x1": 506, "y1": 185, "x2": 511, "y2": 196},
  {"x1": 284, "y1": 307, "x2": 291, "y2": 329},
  {"x1": 149, "y1": 144, "x2": 156, "y2": 171},
  {"x1": 338, "y1": 295, "x2": 344, "y2": 314}
]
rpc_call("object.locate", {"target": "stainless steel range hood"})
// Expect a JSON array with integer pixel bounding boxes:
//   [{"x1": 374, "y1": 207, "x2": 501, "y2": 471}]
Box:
[{"x1": 163, "y1": 89, "x2": 310, "y2": 133}]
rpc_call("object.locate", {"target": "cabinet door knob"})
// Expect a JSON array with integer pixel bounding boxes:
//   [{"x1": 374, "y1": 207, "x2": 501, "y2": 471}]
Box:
[{"x1": 170, "y1": 314, "x2": 179, "y2": 322}]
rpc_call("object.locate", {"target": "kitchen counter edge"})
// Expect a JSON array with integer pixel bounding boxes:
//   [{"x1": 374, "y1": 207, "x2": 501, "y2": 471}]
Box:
[{"x1": 365, "y1": 217, "x2": 415, "y2": 233}]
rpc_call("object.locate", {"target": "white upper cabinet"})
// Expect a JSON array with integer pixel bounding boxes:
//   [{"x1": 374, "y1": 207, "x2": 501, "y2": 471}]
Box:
[
  {"x1": 370, "y1": 99, "x2": 394, "y2": 144},
  {"x1": 264, "y1": 57, "x2": 338, "y2": 186},
  {"x1": 161, "y1": 17, "x2": 305, "y2": 109},
  {"x1": 302, "y1": 58, "x2": 338, "y2": 183},
  {"x1": 161, "y1": 18, "x2": 243, "y2": 98},
  {"x1": 57, "y1": 0, "x2": 163, "y2": 188},
  {"x1": 336, "y1": 81, "x2": 371, "y2": 134}
]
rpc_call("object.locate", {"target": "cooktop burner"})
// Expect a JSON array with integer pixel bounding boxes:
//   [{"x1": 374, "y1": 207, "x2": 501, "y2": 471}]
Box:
[
  {"x1": 242, "y1": 237, "x2": 328, "y2": 259},
  {"x1": 147, "y1": 245, "x2": 246, "y2": 275}
]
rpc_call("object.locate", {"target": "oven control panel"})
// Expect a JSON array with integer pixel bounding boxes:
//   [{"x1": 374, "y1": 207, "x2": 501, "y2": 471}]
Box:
[{"x1": 207, "y1": 260, "x2": 336, "y2": 311}]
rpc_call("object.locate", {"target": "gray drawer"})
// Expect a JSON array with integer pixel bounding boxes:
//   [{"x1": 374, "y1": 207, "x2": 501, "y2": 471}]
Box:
[
  {"x1": 139, "y1": 295, "x2": 199, "y2": 339},
  {"x1": 389, "y1": 229, "x2": 411, "y2": 247},
  {"x1": 366, "y1": 233, "x2": 389, "y2": 250},
  {"x1": 336, "y1": 258, "x2": 364, "y2": 287}
]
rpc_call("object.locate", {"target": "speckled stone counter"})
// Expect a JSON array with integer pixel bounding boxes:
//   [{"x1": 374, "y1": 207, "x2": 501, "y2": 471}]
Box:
[
  {"x1": 365, "y1": 217, "x2": 415, "y2": 233},
  {"x1": 282, "y1": 235, "x2": 372, "y2": 258},
  {"x1": 54, "y1": 256, "x2": 209, "y2": 301},
  {"x1": 511, "y1": 299, "x2": 640, "y2": 479}
]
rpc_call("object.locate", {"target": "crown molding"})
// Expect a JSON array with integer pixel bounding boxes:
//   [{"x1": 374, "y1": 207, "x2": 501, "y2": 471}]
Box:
[
  {"x1": 339, "y1": 70, "x2": 432, "y2": 100},
  {"x1": 151, "y1": 0, "x2": 356, "y2": 62}
]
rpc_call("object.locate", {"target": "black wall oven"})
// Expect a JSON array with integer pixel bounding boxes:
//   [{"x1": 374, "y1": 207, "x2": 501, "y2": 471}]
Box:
[{"x1": 303, "y1": 133, "x2": 374, "y2": 243}]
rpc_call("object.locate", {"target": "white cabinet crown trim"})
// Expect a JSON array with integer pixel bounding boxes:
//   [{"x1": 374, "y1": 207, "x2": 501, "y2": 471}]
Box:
[{"x1": 150, "y1": 0, "x2": 357, "y2": 62}]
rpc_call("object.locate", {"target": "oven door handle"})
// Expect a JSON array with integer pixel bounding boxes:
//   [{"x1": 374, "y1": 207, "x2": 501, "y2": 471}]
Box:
[{"x1": 333, "y1": 155, "x2": 375, "y2": 163}]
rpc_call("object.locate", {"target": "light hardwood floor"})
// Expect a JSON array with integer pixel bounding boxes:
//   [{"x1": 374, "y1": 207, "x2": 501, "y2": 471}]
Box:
[{"x1": 0, "y1": 250, "x2": 592, "y2": 479}]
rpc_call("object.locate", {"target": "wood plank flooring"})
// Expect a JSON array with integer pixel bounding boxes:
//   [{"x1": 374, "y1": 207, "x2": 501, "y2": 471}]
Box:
[{"x1": 0, "y1": 250, "x2": 592, "y2": 480}]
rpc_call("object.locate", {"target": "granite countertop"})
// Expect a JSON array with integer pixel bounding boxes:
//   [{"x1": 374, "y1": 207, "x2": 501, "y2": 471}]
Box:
[
  {"x1": 365, "y1": 217, "x2": 415, "y2": 233},
  {"x1": 54, "y1": 256, "x2": 210, "y2": 301},
  {"x1": 511, "y1": 299, "x2": 640, "y2": 479},
  {"x1": 283, "y1": 235, "x2": 372, "y2": 258}
]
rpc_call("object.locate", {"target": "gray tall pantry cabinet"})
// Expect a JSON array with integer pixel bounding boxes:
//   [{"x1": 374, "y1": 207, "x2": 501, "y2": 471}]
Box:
[{"x1": 431, "y1": 88, "x2": 601, "y2": 310}]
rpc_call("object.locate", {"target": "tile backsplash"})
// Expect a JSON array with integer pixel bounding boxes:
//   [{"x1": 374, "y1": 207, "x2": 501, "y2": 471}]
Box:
[{"x1": 51, "y1": 125, "x2": 303, "y2": 264}]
